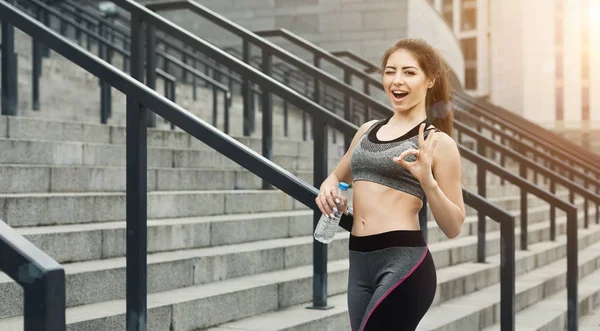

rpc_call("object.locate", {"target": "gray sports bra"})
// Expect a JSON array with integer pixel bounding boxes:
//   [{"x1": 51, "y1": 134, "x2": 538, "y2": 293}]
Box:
[{"x1": 349, "y1": 116, "x2": 440, "y2": 200}]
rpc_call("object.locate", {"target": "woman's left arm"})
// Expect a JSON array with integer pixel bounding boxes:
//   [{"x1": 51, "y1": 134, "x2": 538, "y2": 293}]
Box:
[{"x1": 423, "y1": 133, "x2": 466, "y2": 239}]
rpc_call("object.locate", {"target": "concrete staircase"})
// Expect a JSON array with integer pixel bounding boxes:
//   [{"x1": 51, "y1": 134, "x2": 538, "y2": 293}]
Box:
[
  {"x1": 3, "y1": 11, "x2": 600, "y2": 331},
  {"x1": 0, "y1": 113, "x2": 598, "y2": 331}
]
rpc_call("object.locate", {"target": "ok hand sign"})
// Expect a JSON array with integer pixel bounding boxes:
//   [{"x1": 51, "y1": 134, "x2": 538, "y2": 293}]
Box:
[{"x1": 392, "y1": 123, "x2": 438, "y2": 188}]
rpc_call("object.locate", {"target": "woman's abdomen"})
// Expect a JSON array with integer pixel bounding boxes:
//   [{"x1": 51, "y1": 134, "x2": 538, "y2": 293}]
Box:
[{"x1": 351, "y1": 181, "x2": 424, "y2": 236}]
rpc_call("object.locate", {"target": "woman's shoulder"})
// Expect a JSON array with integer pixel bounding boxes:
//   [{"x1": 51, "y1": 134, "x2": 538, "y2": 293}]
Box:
[
  {"x1": 431, "y1": 130, "x2": 460, "y2": 158},
  {"x1": 361, "y1": 119, "x2": 381, "y2": 130}
]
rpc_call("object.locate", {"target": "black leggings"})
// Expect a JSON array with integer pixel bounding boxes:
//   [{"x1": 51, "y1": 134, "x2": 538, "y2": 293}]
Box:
[{"x1": 347, "y1": 230, "x2": 437, "y2": 331}]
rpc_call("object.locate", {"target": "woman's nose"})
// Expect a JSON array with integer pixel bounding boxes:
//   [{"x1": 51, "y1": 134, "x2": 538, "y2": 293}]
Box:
[{"x1": 393, "y1": 74, "x2": 404, "y2": 85}]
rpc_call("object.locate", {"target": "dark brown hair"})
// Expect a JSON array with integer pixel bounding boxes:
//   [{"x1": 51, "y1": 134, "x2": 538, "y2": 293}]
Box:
[{"x1": 379, "y1": 38, "x2": 455, "y2": 137}]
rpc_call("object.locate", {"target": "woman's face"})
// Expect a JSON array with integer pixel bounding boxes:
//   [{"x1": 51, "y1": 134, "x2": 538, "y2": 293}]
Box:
[{"x1": 382, "y1": 48, "x2": 434, "y2": 114}]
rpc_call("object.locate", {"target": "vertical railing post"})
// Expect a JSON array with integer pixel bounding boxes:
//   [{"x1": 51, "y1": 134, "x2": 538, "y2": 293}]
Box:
[
  {"x1": 224, "y1": 92, "x2": 230, "y2": 135},
  {"x1": 75, "y1": 8, "x2": 82, "y2": 42},
  {"x1": 261, "y1": 48, "x2": 273, "y2": 189},
  {"x1": 477, "y1": 140, "x2": 487, "y2": 262},
  {"x1": 126, "y1": 12, "x2": 148, "y2": 331},
  {"x1": 519, "y1": 158, "x2": 528, "y2": 250},
  {"x1": 168, "y1": 79, "x2": 176, "y2": 131},
  {"x1": 32, "y1": 22, "x2": 42, "y2": 111},
  {"x1": 2, "y1": 0, "x2": 19, "y2": 116},
  {"x1": 145, "y1": 25, "x2": 157, "y2": 128},
  {"x1": 566, "y1": 208, "x2": 578, "y2": 331},
  {"x1": 568, "y1": 171, "x2": 575, "y2": 204},
  {"x1": 42, "y1": 9, "x2": 50, "y2": 57},
  {"x1": 212, "y1": 85, "x2": 218, "y2": 127},
  {"x1": 283, "y1": 73, "x2": 289, "y2": 137},
  {"x1": 212, "y1": 70, "x2": 221, "y2": 127},
  {"x1": 192, "y1": 66, "x2": 197, "y2": 100},
  {"x1": 99, "y1": 25, "x2": 111, "y2": 124},
  {"x1": 596, "y1": 186, "x2": 599, "y2": 224},
  {"x1": 182, "y1": 53, "x2": 188, "y2": 83},
  {"x1": 313, "y1": 55, "x2": 320, "y2": 143},
  {"x1": 343, "y1": 70, "x2": 352, "y2": 151},
  {"x1": 550, "y1": 165, "x2": 556, "y2": 241},
  {"x1": 309, "y1": 118, "x2": 331, "y2": 310},
  {"x1": 303, "y1": 79, "x2": 309, "y2": 141},
  {"x1": 24, "y1": 270, "x2": 66, "y2": 331},
  {"x1": 500, "y1": 216, "x2": 516, "y2": 331},
  {"x1": 242, "y1": 39, "x2": 251, "y2": 136},
  {"x1": 363, "y1": 81, "x2": 371, "y2": 121}
]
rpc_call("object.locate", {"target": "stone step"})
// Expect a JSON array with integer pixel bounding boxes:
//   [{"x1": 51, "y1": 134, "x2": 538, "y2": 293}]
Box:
[
  {"x1": 208, "y1": 214, "x2": 600, "y2": 331},
  {"x1": 0, "y1": 115, "x2": 523, "y2": 169},
  {"x1": 481, "y1": 251, "x2": 600, "y2": 331},
  {"x1": 0, "y1": 116, "x2": 524, "y2": 180},
  {"x1": 0, "y1": 138, "x2": 342, "y2": 171},
  {"x1": 0, "y1": 114, "x2": 334, "y2": 157},
  {"x1": 0, "y1": 163, "x2": 537, "y2": 195},
  {"x1": 1, "y1": 207, "x2": 594, "y2": 330},
  {"x1": 0, "y1": 183, "x2": 572, "y2": 228},
  {"x1": 13, "y1": 192, "x2": 583, "y2": 266},
  {"x1": 416, "y1": 226, "x2": 600, "y2": 330},
  {"x1": 580, "y1": 302, "x2": 600, "y2": 331},
  {"x1": 0, "y1": 190, "x2": 304, "y2": 228}
]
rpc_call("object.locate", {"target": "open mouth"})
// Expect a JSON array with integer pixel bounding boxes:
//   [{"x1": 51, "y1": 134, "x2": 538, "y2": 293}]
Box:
[{"x1": 391, "y1": 91, "x2": 409, "y2": 102}]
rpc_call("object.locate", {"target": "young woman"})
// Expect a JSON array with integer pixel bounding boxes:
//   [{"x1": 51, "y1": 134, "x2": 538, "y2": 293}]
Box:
[{"x1": 315, "y1": 38, "x2": 466, "y2": 331}]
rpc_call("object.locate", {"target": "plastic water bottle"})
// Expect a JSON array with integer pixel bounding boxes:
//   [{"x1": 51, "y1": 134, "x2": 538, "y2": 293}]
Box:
[{"x1": 314, "y1": 182, "x2": 350, "y2": 244}]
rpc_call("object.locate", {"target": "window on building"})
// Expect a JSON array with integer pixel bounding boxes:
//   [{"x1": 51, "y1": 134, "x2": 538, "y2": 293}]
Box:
[
  {"x1": 461, "y1": 38, "x2": 477, "y2": 90},
  {"x1": 442, "y1": 0, "x2": 453, "y2": 28},
  {"x1": 461, "y1": 38, "x2": 477, "y2": 62},
  {"x1": 461, "y1": 0, "x2": 477, "y2": 31},
  {"x1": 465, "y1": 68, "x2": 477, "y2": 90}
]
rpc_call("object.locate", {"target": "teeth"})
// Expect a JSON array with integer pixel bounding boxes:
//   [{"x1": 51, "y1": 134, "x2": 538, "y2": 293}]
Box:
[{"x1": 393, "y1": 92, "x2": 408, "y2": 98}]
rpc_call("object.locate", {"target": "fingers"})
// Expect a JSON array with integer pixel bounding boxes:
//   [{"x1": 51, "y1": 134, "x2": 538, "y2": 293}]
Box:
[
  {"x1": 393, "y1": 148, "x2": 419, "y2": 167},
  {"x1": 418, "y1": 123, "x2": 425, "y2": 148},
  {"x1": 315, "y1": 186, "x2": 340, "y2": 218}
]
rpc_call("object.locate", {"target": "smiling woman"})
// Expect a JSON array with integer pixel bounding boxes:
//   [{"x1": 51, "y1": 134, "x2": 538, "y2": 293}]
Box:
[{"x1": 315, "y1": 37, "x2": 465, "y2": 331}]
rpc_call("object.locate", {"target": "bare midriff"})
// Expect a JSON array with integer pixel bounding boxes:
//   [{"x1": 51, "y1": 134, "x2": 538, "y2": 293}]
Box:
[{"x1": 350, "y1": 180, "x2": 424, "y2": 237}]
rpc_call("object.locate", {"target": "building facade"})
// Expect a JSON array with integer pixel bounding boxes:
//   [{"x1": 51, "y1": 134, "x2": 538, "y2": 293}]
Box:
[{"x1": 431, "y1": 0, "x2": 600, "y2": 131}]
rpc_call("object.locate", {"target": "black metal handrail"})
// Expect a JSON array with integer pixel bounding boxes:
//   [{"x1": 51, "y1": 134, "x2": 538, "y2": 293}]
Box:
[
  {"x1": 61, "y1": 0, "x2": 265, "y2": 134},
  {"x1": 475, "y1": 97, "x2": 600, "y2": 166},
  {"x1": 19, "y1": 0, "x2": 231, "y2": 130},
  {"x1": 458, "y1": 97, "x2": 600, "y2": 177},
  {"x1": 145, "y1": 0, "x2": 394, "y2": 147},
  {"x1": 61, "y1": 0, "x2": 241, "y2": 89},
  {"x1": 0, "y1": 219, "x2": 66, "y2": 331},
  {"x1": 1, "y1": 1, "x2": 518, "y2": 330},
  {"x1": 456, "y1": 110, "x2": 600, "y2": 226},
  {"x1": 54, "y1": 0, "x2": 129, "y2": 44}
]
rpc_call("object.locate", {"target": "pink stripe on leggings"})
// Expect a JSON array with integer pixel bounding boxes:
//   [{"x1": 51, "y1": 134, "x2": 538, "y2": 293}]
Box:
[{"x1": 359, "y1": 247, "x2": 429, "y2": 331}]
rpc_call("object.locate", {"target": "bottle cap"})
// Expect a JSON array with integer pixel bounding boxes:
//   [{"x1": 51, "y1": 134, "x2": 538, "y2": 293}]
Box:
[{"x1": 338, "y1": 182, "x2": 350, "y2": 190}]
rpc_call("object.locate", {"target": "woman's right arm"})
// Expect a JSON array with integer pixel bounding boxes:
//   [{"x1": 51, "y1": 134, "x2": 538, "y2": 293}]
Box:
[{"x1": 315, "y1": 120, "x2": 379, "y2": 218}]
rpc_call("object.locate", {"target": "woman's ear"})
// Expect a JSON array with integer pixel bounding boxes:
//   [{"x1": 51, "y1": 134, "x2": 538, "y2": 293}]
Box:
[{"x1": 428, "y1": 78, "x2": 436, "y2": 89}]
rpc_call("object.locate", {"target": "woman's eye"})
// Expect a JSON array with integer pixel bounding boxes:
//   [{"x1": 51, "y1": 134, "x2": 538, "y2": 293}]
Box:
[{"x1": 405, "y1": 71, "x2": 415, "y2": 75}]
